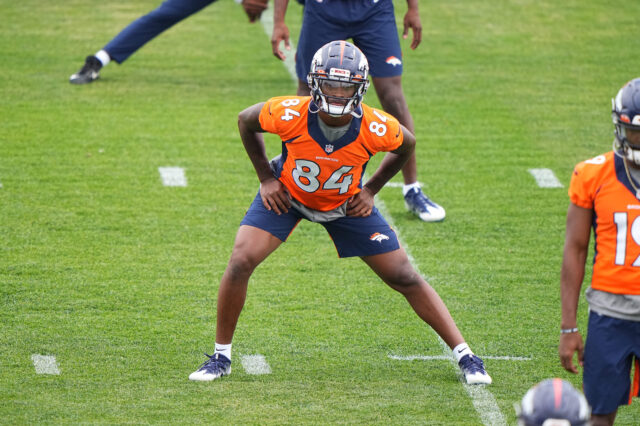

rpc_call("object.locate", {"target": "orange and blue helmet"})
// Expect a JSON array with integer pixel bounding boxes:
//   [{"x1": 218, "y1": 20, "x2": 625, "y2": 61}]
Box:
[
  {"x1": 307, "y1": 40, "x2": 370, "y2": 117},
  {"x1": 516, "y1": 379, "x2": 590, "y2": 426},
  {"x1": 612, "y1": 78, "x2": 640, "y2": 165}
]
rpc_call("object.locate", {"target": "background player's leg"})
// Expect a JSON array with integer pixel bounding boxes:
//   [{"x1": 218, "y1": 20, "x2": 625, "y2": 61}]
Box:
[
  {"x1": 371, "y1": 75, "x2": 416, "y2": 184},
  {"x1": 104, "y1": 0, "x2": 215, "y2": 64}
]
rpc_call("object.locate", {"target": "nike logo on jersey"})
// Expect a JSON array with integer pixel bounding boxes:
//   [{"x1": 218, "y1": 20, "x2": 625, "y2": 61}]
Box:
[
  {"x1": 369, "y1": 232, "x2": 389, "y2": 243},
  {"x1": 385, "y1": 56, "x2": 402, "y2": 66}
]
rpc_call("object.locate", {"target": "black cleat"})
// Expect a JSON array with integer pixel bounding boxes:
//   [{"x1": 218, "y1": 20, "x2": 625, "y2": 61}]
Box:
[{"x1": 69, "y1": 55, "x2": 102, "y2": 84}]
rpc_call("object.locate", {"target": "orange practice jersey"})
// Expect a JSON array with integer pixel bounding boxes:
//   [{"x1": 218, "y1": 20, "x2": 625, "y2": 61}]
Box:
[
  {"x1": 259, "y1": 96, "x2": 403, "y2": 211},
  {"x1": 569, "y1": 151, "x2": 640, "y2": 294}
]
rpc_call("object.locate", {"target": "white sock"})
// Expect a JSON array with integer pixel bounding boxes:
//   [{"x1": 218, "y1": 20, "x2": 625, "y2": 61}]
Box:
[
  {"x1": 214, "y1": 342, "x2": 232, "y2": 360},
  {"x1": 402, "y1": 182, "x2": 421, "y2": 196},
  {"x1": 94, "y1": 50, "x2": 111, "y2": 67},
  {"x1": 452, "y1": 343, "x2": 473, "y2": 362}
]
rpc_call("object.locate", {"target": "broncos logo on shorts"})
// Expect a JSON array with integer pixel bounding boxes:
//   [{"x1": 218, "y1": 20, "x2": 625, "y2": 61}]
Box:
[{"x1": 369, "y1": 232, "x2": 390, "y2": 243}]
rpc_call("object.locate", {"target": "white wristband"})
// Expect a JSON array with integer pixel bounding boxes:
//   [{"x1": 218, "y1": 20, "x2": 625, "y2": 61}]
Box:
[{"x1": 560, "y1": 327, "x2": 578, "y2": 334}]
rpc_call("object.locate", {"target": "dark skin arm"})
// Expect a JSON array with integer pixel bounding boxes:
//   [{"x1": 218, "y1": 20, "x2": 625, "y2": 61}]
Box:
[
  {"x1": 241, "y1": 0, "x2": 269, "y2": 23},
  {"x1": 558, "y1": 202, "x2": 592, "y2": 374},
  {"x1": 237, "y1": 102, "x2": 292, "y2": 215},
  {"x1": 346, "y1": 125, "x2": 416, "y2": 217},
  {"x1": 403, "y1": 0, "x2": 422, "y2": 50},
  {"x1": 271, "y1": 0, "x2": 290, "y2": 60}
]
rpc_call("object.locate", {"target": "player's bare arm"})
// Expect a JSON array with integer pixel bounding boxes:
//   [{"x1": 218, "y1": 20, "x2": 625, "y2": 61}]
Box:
[
  {"x1": 558, "y1": 202, "x2": 592, "y2": 374},
  {"x1": 347, "y1": 125, "x2": 416, "y2": 217},
  {"x1": 241, "y1": 0, "x2": 269, "y2": 23},
  {"x1": 237, "y1": 102, "x2": 291, "y2": 214},
  {"x1": 271, "y1": 0, "x2": 290, "y2": 60},
  {"x1": 403, "y1": 0, "x2": 422, "y2": 50}
]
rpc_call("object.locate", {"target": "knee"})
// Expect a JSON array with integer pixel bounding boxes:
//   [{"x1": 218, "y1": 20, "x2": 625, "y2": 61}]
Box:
[
  {"x1": 225, "y1": 252, "x2": 259, "y2": 283},
  {"x1": 374, "y1": 79, "x2": 405, "y2": 110},
  {"x1": 385, "y1": 267, "x2": 421, "y2": 290}
]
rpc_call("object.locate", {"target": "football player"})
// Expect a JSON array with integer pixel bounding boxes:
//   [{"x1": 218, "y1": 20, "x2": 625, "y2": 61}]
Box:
[
  {"x1": 189, "y1": 41, "x2": 491, "y2": 385},
  {"x1": 271, "y1": 0, "x2": 447, "y2": 223},
  {"x1": 70, "y1": 0, "x2": 269, "y2": 84},
  {"x1": 559, "y1": 78, "x2": 640, "y2": 425}
]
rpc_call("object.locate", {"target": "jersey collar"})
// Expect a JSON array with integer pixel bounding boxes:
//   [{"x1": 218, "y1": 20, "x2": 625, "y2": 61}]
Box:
[{"x1": 307, "y1": 104, "x2": 363, "y2": 154}]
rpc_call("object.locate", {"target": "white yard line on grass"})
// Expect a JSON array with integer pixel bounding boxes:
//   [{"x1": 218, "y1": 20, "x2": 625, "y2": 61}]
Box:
[
  {"x1": 158, "y1": 167, "x2": 187, "y2": 187},
  {"x1": 528, "y1": 168, "x2": 563, "y2": 188},
  {"x1": 389, "y1": 354, "x2": 531, "y2": 361},
  {"x1": 241, "y1": 354, "x2": 272, "y2": 375},
  {"x1": 31, "y1": 354, "x2": 61, "y2": 375},
  {"x1": 259, "y1": 8, "x2": 505, "y2": 423}
]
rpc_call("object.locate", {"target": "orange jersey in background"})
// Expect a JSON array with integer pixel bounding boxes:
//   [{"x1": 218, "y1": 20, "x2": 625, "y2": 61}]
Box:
[
  {"x1": 569, "y1": 151, "x2": 640, "y2": 294},
  {"x1": 259, "y1": 96, "x2": 403, "y2": 211}
]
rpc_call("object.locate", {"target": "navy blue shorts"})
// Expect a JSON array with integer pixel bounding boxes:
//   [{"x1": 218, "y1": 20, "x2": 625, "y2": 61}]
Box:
[
  {"x1": 240, "y1": 192, "x2": 400, "y2": 258},
  {"x1": 583, "y1": 311, "x2": 640, "y2": 414},
  {"x1": 295, "y1": 0, "x2": 403, "y2": 80}
]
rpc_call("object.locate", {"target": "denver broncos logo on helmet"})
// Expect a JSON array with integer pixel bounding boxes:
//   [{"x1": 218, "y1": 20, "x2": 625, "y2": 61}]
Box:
[
  {"x1": 385, "y1": 56, "x2": 402, "y2": 67},
  {"x1": 369, "y1": 232, "x2": 390, "y2": 243}
]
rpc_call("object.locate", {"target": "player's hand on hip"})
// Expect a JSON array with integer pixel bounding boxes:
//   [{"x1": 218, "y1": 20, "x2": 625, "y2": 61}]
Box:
[
  {"x1": 402, "y1": 9, "x2": 422, "y2": 50},
  {"x1": 260, "y1": 177, "x2": 291, "y2": 214},
  {"x1": 558, "y1": 332, "x2": 584, "y2": 374},
  {"x1": 242, "y1": 0, "x2": 268, "y2": 23},
  {"x1": 347, "y1": 188, "x2": 374, "y2": 217},
  {"x1": 271, "y1": 23, "x2": 290, "y2": 60}
]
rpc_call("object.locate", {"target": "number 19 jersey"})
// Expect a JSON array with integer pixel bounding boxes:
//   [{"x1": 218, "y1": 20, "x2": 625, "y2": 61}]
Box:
[
  {"x1": 259, "y1": 96, "x2": 403, "y2": 212},
  {"x1": 569, "y1": 151, "x2": 640, "y2": 294}
]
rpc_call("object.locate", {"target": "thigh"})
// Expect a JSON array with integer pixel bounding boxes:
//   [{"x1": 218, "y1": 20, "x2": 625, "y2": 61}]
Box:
[
  {"x1": 295, "y1": 10, "x2": 348, "y2": 81},
  {"x1": 155, "y1": 0, "x2": 216, "y2": 16},
  {"x1": 583, "y1": 311, "x2": 638, "y2": 415},
  {"x1": 351, "y1": 4, "x2": 402, "y2": 78},
  {"x1": 240, "y1": 191, "x2": 302, "y2": 242},
  {"x1": 321, "y1": 207, "x2": 399, "y2": 258}
]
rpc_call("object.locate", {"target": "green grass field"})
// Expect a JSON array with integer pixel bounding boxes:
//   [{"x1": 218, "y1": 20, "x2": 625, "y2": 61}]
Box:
[{"x1": 1, "y1": 0, "x2": 639, "y2": 424}]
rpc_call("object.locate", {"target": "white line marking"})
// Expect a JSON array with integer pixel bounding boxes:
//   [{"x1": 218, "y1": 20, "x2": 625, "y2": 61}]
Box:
[
  {"x1": 389, "y1": 354, "x2": 531, "y2": 361},
  {"x1": 528, "y1": 168, "x2": 563, "y2": 188},
  {"x1": 260, "y1": 11, "x2": 505, "y2": 422},
  {"x1": 158, "y1": 167, "x2": 187, "y2": 187},
  {"x1": 241, "y1": 354, "x2": 272, "y2": 375},
  {"x1": 383, "y1": 182, "x2": 404, "y2": 188},
  {"x1": 31, "y1": 354, "x2": 60, "y2": 375}
]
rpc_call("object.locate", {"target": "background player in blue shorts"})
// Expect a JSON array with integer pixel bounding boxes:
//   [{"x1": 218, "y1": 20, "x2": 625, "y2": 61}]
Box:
[
  {"x1": 69, "y1": 0, "x2": 269, "y2": 84},
  {"x1": 271, "y1": 0, "x2": 446, "y2": 222},
  {"x1": 189, "y1": 41, "x2": 491, "y2": 385}
]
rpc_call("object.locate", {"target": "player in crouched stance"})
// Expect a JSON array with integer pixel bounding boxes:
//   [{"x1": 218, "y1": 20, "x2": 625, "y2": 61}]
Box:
[{"x1": 189, "y1": 41, "x2": 491, "y2": 385}]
